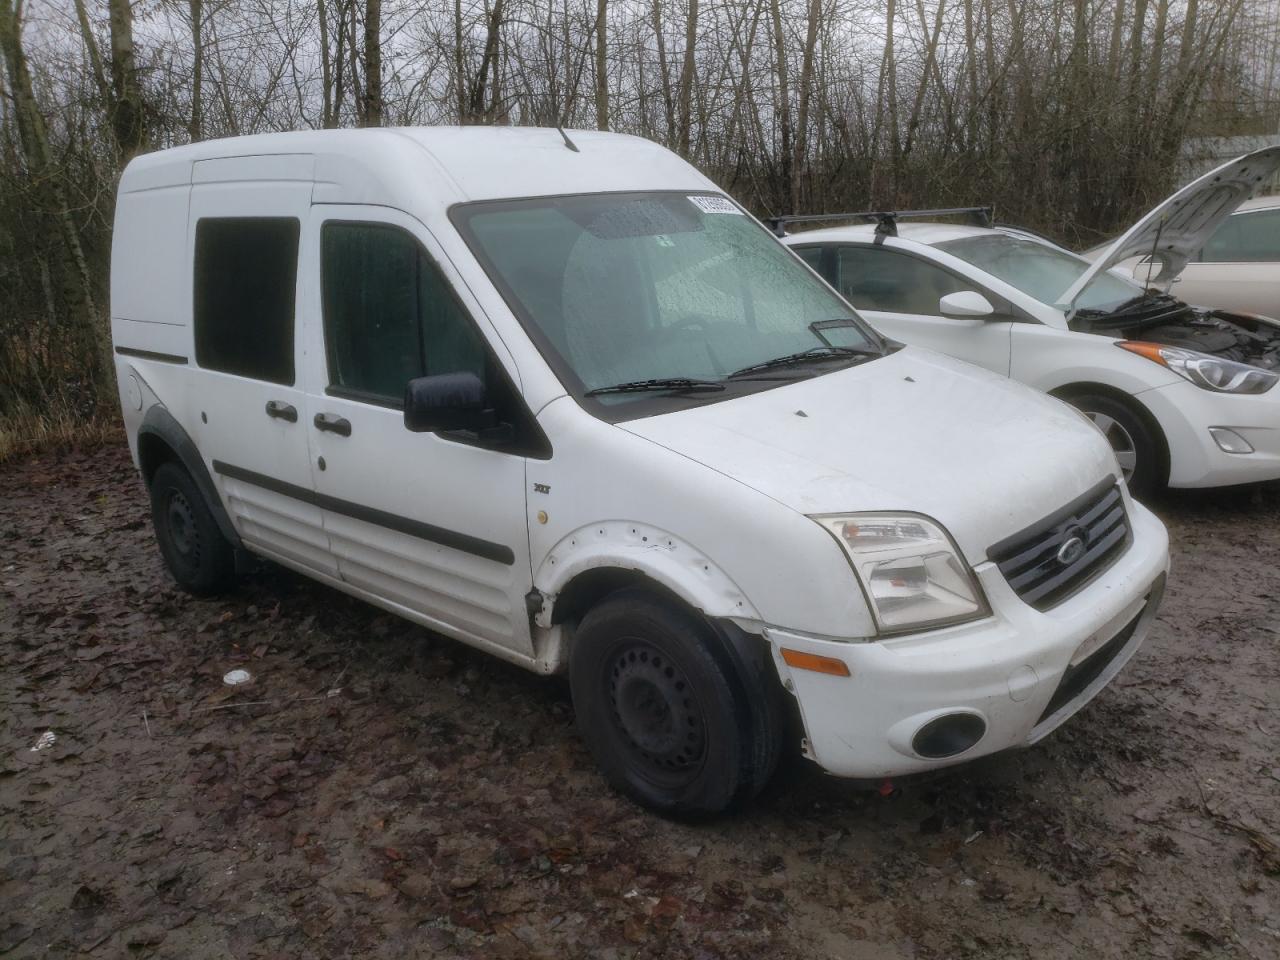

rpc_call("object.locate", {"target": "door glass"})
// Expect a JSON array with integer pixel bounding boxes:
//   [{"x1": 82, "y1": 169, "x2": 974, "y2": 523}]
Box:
[
  {"x1": 793, "y1": 245, "x2": 824, "y2": 271},
  {"x1": 321, "y1": 222, "x2": 485, "y2": 402},
  {"x1": 1201, "y1": 210, "x2": 1280, "y2": 263},
  {"x1": 835, "y1": 247, "x2": 969, "y2": 315},
  {"x1": 194, "y1": 217, "x2": 299, "y2": 383}
]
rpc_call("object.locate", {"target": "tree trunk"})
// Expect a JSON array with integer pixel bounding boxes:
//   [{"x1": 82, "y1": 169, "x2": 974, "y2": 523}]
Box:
[
  {"x1": 107, "y1": 0, "x2": 147, "y2": 158},
  {"x1": 792, "y1": 0, "x2": 822, "y2": 210},
  {"x1": 470, "y1": 0, "x2": 503, "y2": 121},
  {"x1": 318, "y1": 0, "x2": 335, "y2": 127},
  {"x1": 595, "y1": 0, "x2": 609, "y2": 130},
  {"x1": 902, "y1": 0, "x2": 946, "y2": 159},
  {"x1": 0, "y1": 0, "x2": 102, "y2": 386},
  {"x1": 676, "y1": 0, "x2": 698, "y2": 155},
  {"x1": 189, "y1": 0, "x2": 203, "y2": 140},
  {"x1": 71, "y1": 0, "x2": 110, "y2": 106},
  {"x1": 454, "y1": 0, "x2": 466, "y2": 122},
  {"x1": 652, "y1": 0, "x2": 675, "y2": 143},
  {"x1": 364, "y1": 0, "x2": 381, "y2": 125},
  {"x1": 768, "y1": 0, "x2": 792, "y2": 208}
]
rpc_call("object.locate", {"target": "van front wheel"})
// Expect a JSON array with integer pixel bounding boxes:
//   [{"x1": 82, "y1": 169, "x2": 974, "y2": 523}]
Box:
[
  {"x1": 149, "y1": 461, "x2": 236, "y2": 595},
  {"x1": 569, "y1": 590, "x2": 781, "y2": 816}
]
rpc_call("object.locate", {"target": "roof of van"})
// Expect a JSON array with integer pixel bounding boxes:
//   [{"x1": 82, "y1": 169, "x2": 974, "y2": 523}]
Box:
[
  {"x1": 783, "y1": 222, "x2": 992, "y2": 246},
  {"x1": 118, "y1": 127, "x2": 717, "y2": 207}
]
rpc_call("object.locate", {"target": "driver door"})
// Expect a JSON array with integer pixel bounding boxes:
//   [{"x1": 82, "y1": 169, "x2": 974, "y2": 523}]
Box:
[{"x1": 819, "y1": 244, "x2": 1013, "y2": 376}]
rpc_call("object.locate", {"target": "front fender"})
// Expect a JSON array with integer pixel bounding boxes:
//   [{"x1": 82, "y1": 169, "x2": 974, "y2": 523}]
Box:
[{"x1": 533, "y1": 521, "x2": 762, "y2": 626}]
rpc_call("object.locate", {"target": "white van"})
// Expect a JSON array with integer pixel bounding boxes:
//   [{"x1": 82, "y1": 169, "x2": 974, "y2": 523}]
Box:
[{"x1": 112, "y1": 128, "x2": 1169, "y2": 814}]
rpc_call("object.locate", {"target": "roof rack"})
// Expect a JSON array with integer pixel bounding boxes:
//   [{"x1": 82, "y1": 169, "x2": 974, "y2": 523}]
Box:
[{"x1": 766, "y1": 207, "x2": 994, "y2": 238}]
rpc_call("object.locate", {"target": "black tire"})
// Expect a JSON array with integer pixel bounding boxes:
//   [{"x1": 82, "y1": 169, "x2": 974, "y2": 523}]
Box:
[
  {"x1": 569, "y1": 589, "x2": 783, "y2": 816},
  {"x1": 149, "y1": 461, "x2": 236, "y2": 595},
  {"x1": 1066, "y1": 393, "x2": 1162, "y2": 498}
]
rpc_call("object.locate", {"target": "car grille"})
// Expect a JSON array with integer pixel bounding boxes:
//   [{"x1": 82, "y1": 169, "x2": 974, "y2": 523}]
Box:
[{"x1": 989, "y1": 480, "x2": 1131, "y2": 612}]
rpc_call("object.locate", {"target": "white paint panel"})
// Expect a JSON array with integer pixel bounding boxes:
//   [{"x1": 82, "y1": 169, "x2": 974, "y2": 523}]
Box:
[
  {"x1": 110, "y1": 185, "x2": 192, "y2": 334},
  {"x1": 192, "y1": 154, "x2": 315, "y2": 183}
]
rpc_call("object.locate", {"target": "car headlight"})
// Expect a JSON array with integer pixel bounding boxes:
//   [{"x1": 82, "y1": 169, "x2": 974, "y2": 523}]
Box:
[
  {"x1": 1117, "y1": 341, "x2": 1277, "y2": 395},
  {"x1": 813, "y1": 513, "x2": 989, "y2": 634}
]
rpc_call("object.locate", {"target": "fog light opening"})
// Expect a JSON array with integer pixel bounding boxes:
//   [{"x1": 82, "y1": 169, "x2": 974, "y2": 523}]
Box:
[
  {"x1": 1209, "y1": 426, "x2": 1254, "y2": 455},
  {"x1": 911, "y1": 713, "x2": 987, "y2": 759}
]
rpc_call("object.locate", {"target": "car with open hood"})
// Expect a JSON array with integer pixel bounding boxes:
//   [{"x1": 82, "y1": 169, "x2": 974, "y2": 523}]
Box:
[
  {"x1": 781, "y1": 147, "x2": 1280, "y2": 495},
  {"x1": 1084, "y1": 194, "x2": 1280, "y2": 321},
  {"x1": 111, "y1": 127, "x2": 1168, "y2": 815}
]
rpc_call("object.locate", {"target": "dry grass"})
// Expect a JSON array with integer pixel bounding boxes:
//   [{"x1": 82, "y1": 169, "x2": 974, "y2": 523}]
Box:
[{"x1": 0, "y1": 403, "x2": 120, "y2": 466}]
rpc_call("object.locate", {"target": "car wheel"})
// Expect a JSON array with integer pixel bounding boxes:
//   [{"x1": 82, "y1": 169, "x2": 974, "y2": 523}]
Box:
[
  {"x1": 569, "y1": 589, "x2": 783, "y2": 816},
  {"x1": 149, "y1": 461, "x2": 236, "y2": 595},
  {"x1": 1068, "y1": 393, "x2": 1161, "y2": 497}
]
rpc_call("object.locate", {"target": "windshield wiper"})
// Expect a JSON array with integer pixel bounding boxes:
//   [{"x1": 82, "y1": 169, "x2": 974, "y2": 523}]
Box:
[
  {"x1": 583, "y1": 377, "x2": 726, "y2": 397},
  {"x1": 727, "y1": 345, "x2": 873, "y2": 380}
]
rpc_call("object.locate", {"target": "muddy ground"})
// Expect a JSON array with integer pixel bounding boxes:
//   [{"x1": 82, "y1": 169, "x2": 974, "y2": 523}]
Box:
[{"x1": 1, "y1": 442, "x2": 1278, "y2": 959}]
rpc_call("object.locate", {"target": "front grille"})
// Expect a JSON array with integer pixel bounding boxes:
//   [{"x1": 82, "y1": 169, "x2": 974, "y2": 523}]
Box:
[{"x1": 990, "y1": 480, "x2": 1131, "y2": 611}]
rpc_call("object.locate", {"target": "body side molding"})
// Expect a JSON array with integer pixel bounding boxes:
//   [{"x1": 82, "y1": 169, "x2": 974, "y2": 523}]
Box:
[
  {"x1": 211, "y1": 460, "x2": 516, "y2": 565},
  {"x1": 116, "y1": 346, "x2": 189, "y2": 365}
]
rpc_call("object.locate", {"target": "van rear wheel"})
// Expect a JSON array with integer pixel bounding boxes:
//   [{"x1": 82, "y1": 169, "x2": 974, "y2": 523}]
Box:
[
  {"x1": 569, "y1": 589, "x2": 782, "y2": 816},
  {"x1": 149, "y1": 461, "x2": 236, "y2": 595}
]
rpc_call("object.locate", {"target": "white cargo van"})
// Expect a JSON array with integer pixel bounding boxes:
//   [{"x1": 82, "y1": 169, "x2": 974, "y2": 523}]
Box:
[{"x1": 112, "y1": 128, "x2": 1169, "y2": 814}]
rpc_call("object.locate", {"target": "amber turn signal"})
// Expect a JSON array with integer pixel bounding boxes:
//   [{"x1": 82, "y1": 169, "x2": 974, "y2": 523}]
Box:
[{"x1": 780, "y1": 648, "x2": 851, "y2": 677}]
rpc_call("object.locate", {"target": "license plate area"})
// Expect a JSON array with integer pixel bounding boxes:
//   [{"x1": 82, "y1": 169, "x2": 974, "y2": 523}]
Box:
[{"x1": 1069, "y1": 595, "x2": 1148, "y2": 667}]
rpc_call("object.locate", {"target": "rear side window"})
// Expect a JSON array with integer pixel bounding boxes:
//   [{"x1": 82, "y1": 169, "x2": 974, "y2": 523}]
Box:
[
  {"x1": 835, "y1": 247, "x2": 969, "y2": 315},
  {"x1": 1201, "y1": 210, "x2": 1280, "y2": 263},
  {"x1": 321, "y1": 222, "x2": 486, "y2": 402},
  {"x1": 194, "y1": 218, "x2": 299, "y2": 384}
]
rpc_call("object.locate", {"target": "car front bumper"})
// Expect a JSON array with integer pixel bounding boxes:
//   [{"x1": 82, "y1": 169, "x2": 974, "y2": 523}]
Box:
[
  {"x1": 766, "y1": 498, "x2": 1170, "y2": 779},
  {"x1": 1142, "y1": 379, "x2": 1280, "y2": 487}
]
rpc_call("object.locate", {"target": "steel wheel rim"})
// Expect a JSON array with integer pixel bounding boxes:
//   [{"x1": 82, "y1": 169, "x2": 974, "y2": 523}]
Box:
[
  {"x1": 166, "y1": 490, "x2": 200, "y2": 562},
  {"x1": 607, "y1": 640, "x2": 707, "y2": 785},
  {"x1": 1086, "y1": 411, "x2": 1138, "y2": 481}
]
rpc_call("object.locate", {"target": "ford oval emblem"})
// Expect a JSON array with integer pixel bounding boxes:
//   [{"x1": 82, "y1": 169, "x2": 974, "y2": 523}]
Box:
[{"x1": 1056, "y1": 534, "x2": 1086, "y2": 566}]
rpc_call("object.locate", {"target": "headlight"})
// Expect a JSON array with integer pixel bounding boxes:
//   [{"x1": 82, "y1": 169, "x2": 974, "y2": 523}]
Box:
[
  {"x1": 1117, "y1": 341, "x2": 1277, "y2": 395},
  {"x1": 813, "y1": 513, "x2": 989, "y2": 634}
]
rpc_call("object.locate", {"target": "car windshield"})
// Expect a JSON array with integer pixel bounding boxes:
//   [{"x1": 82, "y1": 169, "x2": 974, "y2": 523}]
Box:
[
  {"x1": 937, "y1": 233, "x2": 1142, "y2": 313},
  {"x1": 452, "y1": 192, "x2": 881, "y2": 408}
]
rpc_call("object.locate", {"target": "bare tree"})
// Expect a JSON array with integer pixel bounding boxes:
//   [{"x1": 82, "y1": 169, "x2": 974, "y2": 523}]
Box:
[
  {"x1": 364, "y1": 0, "x2": 382, "y2": 125},
  {"x1": 107, "y1": 0, "x2": 147, "y2": 157},
  {"x1": 595, "y1": 0, "x2": 608, "y2": 129}
]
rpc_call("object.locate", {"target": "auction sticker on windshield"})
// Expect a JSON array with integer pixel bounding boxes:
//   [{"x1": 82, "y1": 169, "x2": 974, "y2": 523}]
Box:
[{"x1": 689, "y1": 195, "x2": 743, "y2": 215}]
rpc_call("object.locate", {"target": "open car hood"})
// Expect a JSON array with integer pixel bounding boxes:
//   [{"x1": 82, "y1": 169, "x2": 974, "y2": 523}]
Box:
[{"x1": 1058, "y1": 146, "x2": 1280, "y2": 313}]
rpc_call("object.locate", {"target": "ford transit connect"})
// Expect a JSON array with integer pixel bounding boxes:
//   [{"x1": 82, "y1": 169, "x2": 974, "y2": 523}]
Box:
[{"x1": 111, "y1": 128, "x2": 1169, "y2": 814}]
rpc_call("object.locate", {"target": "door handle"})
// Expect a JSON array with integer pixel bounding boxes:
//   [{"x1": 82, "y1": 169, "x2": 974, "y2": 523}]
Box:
[
  {"x1": 265, "y1": 400, "x2": 298, "y2": 422},
  {"x1": 313, "y1": 412, "x2": 352, "y2": 437}
]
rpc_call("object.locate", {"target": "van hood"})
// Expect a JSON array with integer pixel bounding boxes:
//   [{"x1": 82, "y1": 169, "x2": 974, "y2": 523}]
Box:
[
  {"x1": 622, "y1": 348, "x2": 1120, "y2": 565},
  {"x1": 1059, "y1": 146, "x2": 1280, "y2": 313}
]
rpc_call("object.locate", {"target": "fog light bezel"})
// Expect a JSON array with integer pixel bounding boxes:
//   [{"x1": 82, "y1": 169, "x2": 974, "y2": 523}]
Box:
[
  {"x1": 911, "y1": 712, "x2": 988, "y2": 759},
  {"x1": 1208, "y1": 426, "x2": 1254, "y2": 455}
]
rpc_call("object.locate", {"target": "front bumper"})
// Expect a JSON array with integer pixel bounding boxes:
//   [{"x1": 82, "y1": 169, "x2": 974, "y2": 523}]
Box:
[
  {"x1": 766, "y1": 499, "x2": 1170, "y2": 779},
  {"x1": 1142, "y1": 379, "x2": 1280, "y2": 488}
]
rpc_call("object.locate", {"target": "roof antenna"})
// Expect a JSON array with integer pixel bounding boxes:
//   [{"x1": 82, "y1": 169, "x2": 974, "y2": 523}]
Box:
[{"x1": 556, "y1": 125, "x2": 580, "y2": 153}]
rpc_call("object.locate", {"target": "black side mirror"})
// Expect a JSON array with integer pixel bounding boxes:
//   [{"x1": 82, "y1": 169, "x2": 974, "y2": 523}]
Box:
[{"x1": 404, "y1": 372, "x2": 487, "y2": 434}]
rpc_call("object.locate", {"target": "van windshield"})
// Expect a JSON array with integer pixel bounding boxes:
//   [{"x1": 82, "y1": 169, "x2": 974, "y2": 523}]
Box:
[{"x1": 453, "y1": 192, "x2": 882, "y2": 410}]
